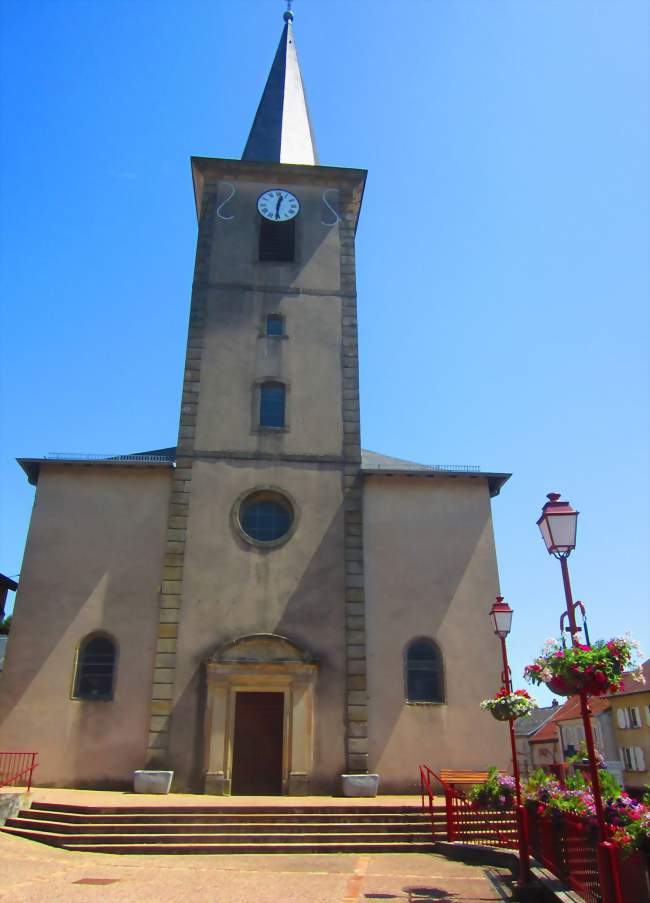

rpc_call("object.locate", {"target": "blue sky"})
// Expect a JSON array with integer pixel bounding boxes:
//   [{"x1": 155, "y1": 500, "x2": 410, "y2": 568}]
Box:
[{"x1": 1, "y1": 0, "x2": 648, "y2": 701}]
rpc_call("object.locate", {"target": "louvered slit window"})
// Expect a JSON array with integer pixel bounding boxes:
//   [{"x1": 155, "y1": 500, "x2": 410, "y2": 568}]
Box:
[
  {"x1": 260, "y1": 382, "x2": 286, "y2": 428},
  {"x1": 74, "y1": 635, "x2": 116, "y2": 700},
  {"x1": 405, "y1": 639, "x2": 444, "y2": 703},
  {"x1": 259, "y1": 218, "x2": 295, "y2": 262}
]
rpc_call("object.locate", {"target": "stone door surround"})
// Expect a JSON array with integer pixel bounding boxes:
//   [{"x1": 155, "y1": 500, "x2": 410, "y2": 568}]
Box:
[{"x1": 204, "y1": 634, "x2": 318, "y2": 795}]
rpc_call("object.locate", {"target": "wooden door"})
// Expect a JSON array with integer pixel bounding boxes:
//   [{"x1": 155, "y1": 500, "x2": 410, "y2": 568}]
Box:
[{"x1": 231, "y1": 692, "x2": 284, "y2": 795}]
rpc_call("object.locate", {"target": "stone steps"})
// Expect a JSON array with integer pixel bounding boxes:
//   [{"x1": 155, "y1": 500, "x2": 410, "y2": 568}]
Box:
[
  {"x1": 6, "y1": 818, "x2": 435, "y2": 835},
  {"x1": 2, "y1": 801, "x2": 443, "y2": 855},
  {"x1": 64, "y1": 841, "x2": 439, "y2": 855}
]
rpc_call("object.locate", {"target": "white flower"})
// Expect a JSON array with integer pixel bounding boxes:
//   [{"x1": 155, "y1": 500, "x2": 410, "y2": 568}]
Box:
[{"x1": 631, "y1": 666, "x2": 646, "y2": 685}]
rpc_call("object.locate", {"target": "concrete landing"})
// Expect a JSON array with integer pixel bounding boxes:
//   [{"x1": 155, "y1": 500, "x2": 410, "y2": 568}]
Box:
[
  {"x1": 0, "y1": 829, "x2": 514, "y2": 902},
  {"x1": 13, "y1": 787, "x2": 443, "y2": 807}
]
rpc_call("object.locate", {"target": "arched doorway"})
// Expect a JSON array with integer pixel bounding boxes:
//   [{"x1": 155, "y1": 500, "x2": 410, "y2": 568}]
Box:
[{"x1": 203, "y1": 634, "x2": 318, "y2": 795}]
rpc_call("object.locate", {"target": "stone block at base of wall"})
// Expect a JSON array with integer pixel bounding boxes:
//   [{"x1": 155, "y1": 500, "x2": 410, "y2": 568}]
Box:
[
  {"x1": 341, "y1": 773, "x2": 379, "y2": 797},
  {"x1": 0, "y1": 791, "x2": 31, "y2": 825},
  {"x1": 133, "y1": 771, "x2": 174, "y2": 794}
]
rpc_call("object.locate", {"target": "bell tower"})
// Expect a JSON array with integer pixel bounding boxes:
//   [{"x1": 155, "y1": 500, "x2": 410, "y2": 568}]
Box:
[{"x1": 146, "y1": 9, "x2": 369, "y2": 793}]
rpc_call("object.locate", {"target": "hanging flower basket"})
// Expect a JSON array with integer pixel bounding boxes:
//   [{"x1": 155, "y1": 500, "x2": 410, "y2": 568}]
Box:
[
  {"x1": 480, "y1": 688, "x2": 538, "y2": 721},
  {"x1": 524, "y1": 636, "x2": 644, "y2": 698}
]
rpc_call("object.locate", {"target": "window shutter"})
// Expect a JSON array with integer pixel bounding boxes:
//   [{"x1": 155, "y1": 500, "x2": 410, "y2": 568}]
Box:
[
  {"x1": 646, "y1": 705, "x2": 650, "y2": 727},
  {"x1": 616, "y1": 708, "x2": 627, "y2": 729},
  {"x1": 633, "y1": 707, "x2": 641, "y2": 727},
  {"x1": 618, "y1": 746, "x2": 624, "y2": 766},
  {"x1": 635, "y1": 747, "x2": 646, "y2": 772}
]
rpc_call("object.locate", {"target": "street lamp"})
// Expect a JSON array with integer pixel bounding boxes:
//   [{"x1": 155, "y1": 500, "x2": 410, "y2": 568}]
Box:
[
  {"x1": 537, "y1": 492, "x2": 615, "y2": 898},
  {"x1": 488, "y1": 597, "x2": 530, "y2": 886},
  {"x1": 537, "y1": 492, "x2": 578, "y2": 557},
  {"x1": 490, "y1": 596, "x2": 513, "y2": 638}
]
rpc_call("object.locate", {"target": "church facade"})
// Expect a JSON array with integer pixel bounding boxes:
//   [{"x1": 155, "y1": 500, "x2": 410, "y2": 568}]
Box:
[{"x1": 0, "y1": 13, "x2": 510, "y2": 794}]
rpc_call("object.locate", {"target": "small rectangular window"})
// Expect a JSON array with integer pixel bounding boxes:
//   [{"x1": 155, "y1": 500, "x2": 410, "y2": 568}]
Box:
[
  {"x1": 259, "y1": 218, "x2": 295, "y2": 262},
  {"x1": 260, "y1": 382, "x2": 285, "y2": 428},
  {"x1": 627, "y1": 707, "x2": 640, "y2": 728},
  {"x1": 266, "y1": 314, "x2": 284, "y2": 336}
]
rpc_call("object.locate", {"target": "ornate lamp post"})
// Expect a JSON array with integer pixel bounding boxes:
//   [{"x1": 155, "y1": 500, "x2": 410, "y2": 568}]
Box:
[
  {"x1": 488, "y1": 596, "x2": 531, "y2": 885},
  {"x1": 537, "y1": 492, "x2": 619, "y2": 901}
]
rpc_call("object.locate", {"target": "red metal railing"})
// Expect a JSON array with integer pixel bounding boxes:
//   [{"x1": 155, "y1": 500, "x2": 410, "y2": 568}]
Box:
[
  {"x1": 419, "y1": 764, "x2": 517, "y2": 848},
  {"x1": 447, "y1": 791, "x2": 518, "y2": 848},
  {"x1": 526, "y1": 803, "x2": 649, "y2": 903},
  {"x1": 419, "y1": 764, "x2": 439, "y2": 837},
  {"x1": 0, "y1": 752, "x2": 38, "y2": 792}
]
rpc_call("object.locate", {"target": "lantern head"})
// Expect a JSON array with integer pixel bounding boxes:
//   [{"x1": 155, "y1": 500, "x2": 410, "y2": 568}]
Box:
[
  {"x1": 490, "y1": 596, "x2": 513, "y2": 639},
  {"x1": 537, "y1": 492, "x2": 579, "y2": 557}
]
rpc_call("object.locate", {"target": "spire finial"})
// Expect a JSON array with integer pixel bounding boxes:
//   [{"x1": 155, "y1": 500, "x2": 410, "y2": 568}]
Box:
[{"x1": 242, "y1": 0, "x2": 317, "y2": 165}]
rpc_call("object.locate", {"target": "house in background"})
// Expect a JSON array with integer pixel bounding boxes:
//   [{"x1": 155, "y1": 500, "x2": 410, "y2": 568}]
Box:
[
  {"x1": 527, "y1": 704, "x2": 563, "y2": 773},
  {"x1": 514, "y1": 701, "x2": 559, "y2": 777},
  {"x1": 522, "y1": 694, "x2": 625, "y2": 789},
  {"x1": 0, "y1": 573, "x2": 17, "y2": 623},
  {"x1": 0, "y1": 573, "x2": 18, "y2": 672},
  {"x1": 553, "y1": 695, "x2": 623, "y2": 787},
  {"x1": 609, "y1": 659, "x2": 650, "y2": 798}
]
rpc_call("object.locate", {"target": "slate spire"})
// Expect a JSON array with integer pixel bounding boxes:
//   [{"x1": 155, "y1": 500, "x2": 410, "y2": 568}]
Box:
[{"x1": 242, "y1": 7, "x2": 318, "y2": 166}]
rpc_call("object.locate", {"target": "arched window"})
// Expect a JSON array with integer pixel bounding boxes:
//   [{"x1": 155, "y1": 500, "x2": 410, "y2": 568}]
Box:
[
  {"x1": 73, "y1": 634, "x2": 116, "y2": 700},
  {"x1": 405, "y1": 639, "x2": 444, "y2": 703},
  {"x1": 260, "y1": 381, "x2": 286, "y2": 428}
]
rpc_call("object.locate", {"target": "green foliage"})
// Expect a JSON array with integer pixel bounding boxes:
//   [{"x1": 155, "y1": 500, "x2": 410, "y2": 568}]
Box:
[
  {"x1": 599, "y1": 769, "x2": 622, "y2": 800},
  {"x1": 526, "y1": 768, "x2": 553, "y2": 793},
  {"x1": 0, "y1": 615, "x2": 11, "y2": 635},
  {"x1": 565, "y1": 771, "x2": 588, "y2": 791}
]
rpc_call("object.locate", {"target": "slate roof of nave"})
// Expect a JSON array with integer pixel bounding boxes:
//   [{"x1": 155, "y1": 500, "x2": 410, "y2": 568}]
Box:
[
  {"x1": 360, "y1": 450, "x2": 510, "y2": 497},
  {"x1": 18, "y1": 447, "x2": 510, "y2": 496}
]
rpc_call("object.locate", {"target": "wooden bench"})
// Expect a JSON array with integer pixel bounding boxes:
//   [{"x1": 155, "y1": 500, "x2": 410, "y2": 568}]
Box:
[{"x1": 439, "y1": 769, "x2": 506, "y2": 791}]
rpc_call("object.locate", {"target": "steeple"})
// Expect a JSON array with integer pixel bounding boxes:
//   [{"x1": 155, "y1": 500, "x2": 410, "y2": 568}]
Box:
[{"x1": 242, "y1": 7, "x2": 318, "y2": 166}]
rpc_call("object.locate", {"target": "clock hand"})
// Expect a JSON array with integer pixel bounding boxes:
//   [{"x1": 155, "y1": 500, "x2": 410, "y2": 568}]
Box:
[{"x1": 275, "y1": 193, "x2": 284, "y2": 219}]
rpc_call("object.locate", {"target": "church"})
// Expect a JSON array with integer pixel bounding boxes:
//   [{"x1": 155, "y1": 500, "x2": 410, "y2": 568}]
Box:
[{"x1": 0, "y1": 11, "x2": 510, "y2": 795}]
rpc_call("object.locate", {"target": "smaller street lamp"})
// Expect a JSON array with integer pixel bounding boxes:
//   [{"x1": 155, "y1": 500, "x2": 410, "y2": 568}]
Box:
[
  {"x1": 490, "y1": 596, "x2": 513, "y2": 638},
  {"x1": 488, "y1": 597, "x2": 530, "y2": 885}
]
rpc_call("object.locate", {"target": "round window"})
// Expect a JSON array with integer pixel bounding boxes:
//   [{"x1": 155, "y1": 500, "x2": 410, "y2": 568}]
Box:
[{"x1": 237, "y1": 490, "x2": 294, "y2": 545}]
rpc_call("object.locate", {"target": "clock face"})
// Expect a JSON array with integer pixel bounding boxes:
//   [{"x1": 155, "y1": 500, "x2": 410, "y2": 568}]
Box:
[{"x1": 257, "y1": 189, "x2": 300, "y2": 222}]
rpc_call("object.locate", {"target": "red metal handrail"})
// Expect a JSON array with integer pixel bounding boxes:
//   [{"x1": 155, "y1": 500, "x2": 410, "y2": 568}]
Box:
[
  {"x1": 0, "y1": 752, "x2": 38, "y2": 792},
  {"x1": 419, "y1": 763, "x2": 517, "y2": 848},
  {"x1": 525, "y1": 803, "x2": 637, "y2": 903},
  {"x1": 419, "y1": 764, "x2": 440, "y2": 838}
]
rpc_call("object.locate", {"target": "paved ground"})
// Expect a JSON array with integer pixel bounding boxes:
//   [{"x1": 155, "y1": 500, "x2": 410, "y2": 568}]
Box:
[
  {"x1": 0, "y1": 832, "x2": 513, "y2": 902},
  {"x1": 0, "y1": 790, "x2": 513, "y2": 901}
]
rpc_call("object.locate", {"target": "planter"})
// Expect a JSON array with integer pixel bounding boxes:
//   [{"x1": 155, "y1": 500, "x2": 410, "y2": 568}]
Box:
[
  {"x1": 480, "y1": 689, "x2": 537, "y2": 720},
  {"x1": 133, "y1": 770, "x2": 174, "y2": 794},
  {"x1": 489, "y1": 701, "x2": 519, "y2": 721},
  {"x1": 341, "y1": 773, "x2": 379, "y2": 798},
  {"x1": 547, "y1": 674, "x2": 582, "y2": 696}
]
